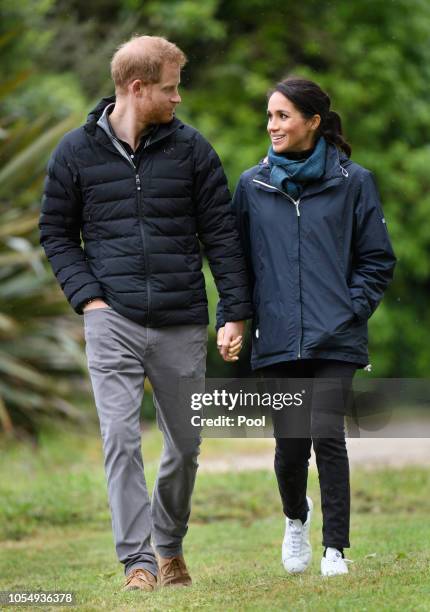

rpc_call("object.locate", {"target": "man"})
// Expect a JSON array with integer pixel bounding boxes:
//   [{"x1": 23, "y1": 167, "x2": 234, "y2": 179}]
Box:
[{"x1": 39, "y1": 35, "x2": 252, "y2": 592}]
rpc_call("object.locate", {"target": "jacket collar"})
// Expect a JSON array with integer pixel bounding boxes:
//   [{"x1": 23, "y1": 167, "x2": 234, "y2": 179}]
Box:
[
  {"x1": 253, "y1": 143, "x2": 350, "y2": 200},
  {"x1": 84, "y1": 95, "x2": 183, "y2": 150}
]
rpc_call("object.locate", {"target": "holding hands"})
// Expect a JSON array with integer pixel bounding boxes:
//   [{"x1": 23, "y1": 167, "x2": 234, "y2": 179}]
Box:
[{"x1": 217, "y1": 321, "x2": 245, "y2": 362}]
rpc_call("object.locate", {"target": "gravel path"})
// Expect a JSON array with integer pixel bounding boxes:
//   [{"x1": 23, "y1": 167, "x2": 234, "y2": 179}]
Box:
[{"x1": 199, "y1": 437, "x2": 430, "y2": 473}]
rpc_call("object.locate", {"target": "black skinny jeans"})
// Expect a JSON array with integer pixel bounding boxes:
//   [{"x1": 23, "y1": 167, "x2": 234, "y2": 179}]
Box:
[{"x1": 258, "y1": 359, "x2": 357, "y2": 549}]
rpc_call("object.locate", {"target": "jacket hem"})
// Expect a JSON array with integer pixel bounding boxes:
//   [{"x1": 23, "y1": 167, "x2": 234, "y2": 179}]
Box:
[
  {"x1": 108, "y1": 302, "x2": 210, "y2": 328},
  {"x1": 251, "y1": 349, "x2": 368, "y2": 370}
]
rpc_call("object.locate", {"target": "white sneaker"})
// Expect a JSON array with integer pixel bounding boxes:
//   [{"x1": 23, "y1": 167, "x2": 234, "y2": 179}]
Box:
[
  {"x1": 321, "y1": 547, "x2": 349, "y2": 576},
  {"x1": 282, "y1": 496, "x2": 313, "y2": 574}
]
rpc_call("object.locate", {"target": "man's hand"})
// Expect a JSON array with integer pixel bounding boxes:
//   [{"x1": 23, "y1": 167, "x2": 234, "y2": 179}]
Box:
[
  {"x1": 217, "y1": 321, "x2": 245, "y2": 362},
  {"x1": 83, "y1": 298, "x2": 109, "y2": 312}
]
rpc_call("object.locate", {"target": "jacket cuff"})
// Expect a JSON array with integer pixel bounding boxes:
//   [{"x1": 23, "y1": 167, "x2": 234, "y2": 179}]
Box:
[
  {"x1": 215, "y1": 319, "x2": 225, "y2": 332},
  {"x1": 222, "y1": 304, "x2": 253, "y2": 324},
  {"x1": 215, "y1": 302, "x2": 225, "y2": 332},
  {"x1": 71, "y1": 285, "x2": 105, "y2": 315},
  {"x1": 351, "y1": 295, "x2": 371, "y2": 322},
  {"x1": 77, "y1": 297, "x2": 104, "y2": 314}
]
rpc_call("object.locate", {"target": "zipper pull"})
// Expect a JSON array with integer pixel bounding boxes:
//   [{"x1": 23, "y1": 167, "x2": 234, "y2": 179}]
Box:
[
  {"x1": 295, "y1": 201, "x2": 300, "y2": 217},
  {"x1": 135, "y1": 174, "x2": 141, "y2": 190}
]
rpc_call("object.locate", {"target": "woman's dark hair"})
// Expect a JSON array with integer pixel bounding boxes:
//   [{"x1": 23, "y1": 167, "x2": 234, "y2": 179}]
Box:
[{"x1": 269, "y1": 77, "x2": 351, "y2": 157}]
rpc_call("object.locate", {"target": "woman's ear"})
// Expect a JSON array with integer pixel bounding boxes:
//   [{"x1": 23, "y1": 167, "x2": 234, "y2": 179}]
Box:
[{"x1": 310, "y1": 114, "x2": 321, "y2": 132}]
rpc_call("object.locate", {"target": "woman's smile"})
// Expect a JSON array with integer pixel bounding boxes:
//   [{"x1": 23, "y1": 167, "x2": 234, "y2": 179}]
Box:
[{"x1": 271, "y1": 134, "x2": 287, "y2": 145}]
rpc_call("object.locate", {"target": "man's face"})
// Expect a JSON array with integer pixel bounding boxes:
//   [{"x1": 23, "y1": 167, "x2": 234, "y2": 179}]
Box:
[{"x1": 140, "y1": 62, "x2": 182, "y2": 124}]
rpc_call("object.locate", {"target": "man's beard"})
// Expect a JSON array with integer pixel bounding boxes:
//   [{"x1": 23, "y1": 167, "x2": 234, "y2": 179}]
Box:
[{"x1": 149, "y1": 105, "x2": 175, "y2": 124}]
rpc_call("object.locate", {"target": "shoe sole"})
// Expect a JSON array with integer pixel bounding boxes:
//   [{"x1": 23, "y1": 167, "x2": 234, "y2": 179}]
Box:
[
  {"x1": 160, "y1": 582, "x2": 192, "y2": 588},
  {"x1": 123, "y1": 585, "x2": 155, "y2": 592},
  {"x1": 321, "y1": 562, "x2": 349, "y2": 577}
]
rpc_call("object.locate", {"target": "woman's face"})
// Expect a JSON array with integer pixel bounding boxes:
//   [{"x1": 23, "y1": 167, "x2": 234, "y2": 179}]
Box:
[{"x1": 267, "y1": 92, "x2": 319, "y2": 153}]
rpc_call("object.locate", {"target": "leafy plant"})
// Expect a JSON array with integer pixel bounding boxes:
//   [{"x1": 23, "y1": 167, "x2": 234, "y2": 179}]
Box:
[{"x1": 0, "y1": 12, "x2": 93, "y2": 434}]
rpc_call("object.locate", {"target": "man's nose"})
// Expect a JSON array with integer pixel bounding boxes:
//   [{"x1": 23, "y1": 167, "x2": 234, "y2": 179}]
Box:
[{"x1": 171, "y1": 92, "x2": 181, "y2": 104}]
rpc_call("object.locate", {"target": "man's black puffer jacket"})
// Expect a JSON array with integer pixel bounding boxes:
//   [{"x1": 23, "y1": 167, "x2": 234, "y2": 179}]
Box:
[{"x1": 40, "y1": 96, "x2": 252, "y2": 326}]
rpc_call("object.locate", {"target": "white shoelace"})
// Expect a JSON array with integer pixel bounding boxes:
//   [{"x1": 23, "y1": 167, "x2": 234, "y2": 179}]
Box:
[{"x1": 288, "y1": 520, "x2": 303, "y2": 556}]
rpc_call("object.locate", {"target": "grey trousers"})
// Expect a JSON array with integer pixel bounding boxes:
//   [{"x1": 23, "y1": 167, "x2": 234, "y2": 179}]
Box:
[{"x1": 84, "y1": 306, "x2": 207, "y2": 576}]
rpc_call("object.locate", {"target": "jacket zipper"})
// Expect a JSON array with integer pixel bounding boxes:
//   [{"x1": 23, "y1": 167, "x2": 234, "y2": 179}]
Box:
[
  {"x1": 109, "y1": 135, "x2": 152, "y2": 323},
  {"x1": 253, "y1": 179, "x2": 303, "y2": 358}
]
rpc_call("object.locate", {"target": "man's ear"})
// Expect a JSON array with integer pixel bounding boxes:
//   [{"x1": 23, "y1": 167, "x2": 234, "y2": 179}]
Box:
[{"x1": 130, "y1": 79, "x2": 145, "y2": 97}]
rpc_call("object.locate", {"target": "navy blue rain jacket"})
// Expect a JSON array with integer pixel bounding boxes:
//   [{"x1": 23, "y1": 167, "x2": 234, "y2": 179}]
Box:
[{"x1": 217, "y1": 144, "x2": 396, "y2": 369}]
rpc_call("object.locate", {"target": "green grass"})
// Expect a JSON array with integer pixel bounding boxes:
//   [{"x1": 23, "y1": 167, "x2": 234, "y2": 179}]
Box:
[{"x1": 0, "y1": 429, "x2": 429, "y2": 611}]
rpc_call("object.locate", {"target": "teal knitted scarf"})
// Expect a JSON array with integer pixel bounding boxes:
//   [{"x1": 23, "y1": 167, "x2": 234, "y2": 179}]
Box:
[{"x1": 268, "y1": 137, "x2": 327, "y2": 200}]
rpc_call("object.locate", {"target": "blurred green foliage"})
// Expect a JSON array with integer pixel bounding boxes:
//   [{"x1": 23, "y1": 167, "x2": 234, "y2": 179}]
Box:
[{"x1": 1, "y1": 0, "x2": 429, "y2": 432}]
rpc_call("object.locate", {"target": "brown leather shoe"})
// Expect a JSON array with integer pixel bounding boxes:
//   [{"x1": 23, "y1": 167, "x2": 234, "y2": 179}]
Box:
[
  {"x1": 157, "y1": 554, "x2": 192, "y2": 587},
  {"x1": 123, "y1": 568, "x2": 157, "y2": 592}
]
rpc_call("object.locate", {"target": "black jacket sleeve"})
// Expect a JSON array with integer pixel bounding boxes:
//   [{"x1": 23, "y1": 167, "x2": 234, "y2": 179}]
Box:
[
  {"x1": 216, "y1": 175, "x2": 255, "y2": 330},
  {"x1": 39, "y1": 140, "x2": 105, "y2": 313},
  {"x1": 192, "y1": 133, "x2": 253, "y2": 324},
  {"x1": 349, "y1": 170, "x2": 397, "y2": 321}
]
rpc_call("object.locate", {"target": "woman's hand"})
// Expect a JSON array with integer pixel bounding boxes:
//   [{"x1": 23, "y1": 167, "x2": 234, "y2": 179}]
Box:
[{"x1": 217, "y1": 322, "x2": 244, "y2": 362}]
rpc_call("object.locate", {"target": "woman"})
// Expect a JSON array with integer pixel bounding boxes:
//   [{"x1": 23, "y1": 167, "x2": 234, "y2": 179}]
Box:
[{"x1": 217, "y1": 77, "x2": 396, "y2": 576}]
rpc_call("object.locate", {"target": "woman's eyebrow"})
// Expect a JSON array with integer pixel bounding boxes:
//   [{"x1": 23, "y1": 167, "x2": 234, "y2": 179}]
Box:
[{"x1": 267, "y1": 109, "x2": 290, "y2": 114}]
